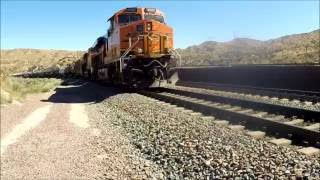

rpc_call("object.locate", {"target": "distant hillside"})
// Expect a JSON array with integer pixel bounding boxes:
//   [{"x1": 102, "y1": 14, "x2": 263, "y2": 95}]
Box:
[
  {"x1": 1, "y1": 30, "x2": 319, "y2": 76},
  {"x1": 177, "y1": 29, "x2": 320, "y2": 66},
  {"x1": 0, "y1": 49, "x2": 84, "y2": 77}
]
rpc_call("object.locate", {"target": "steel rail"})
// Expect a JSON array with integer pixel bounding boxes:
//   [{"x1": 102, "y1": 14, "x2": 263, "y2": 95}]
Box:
[
  {"x1": 159, "y1": 87, "x2": 320, "y2": 122},
  {"x1": 140, "y1": 90, "x2": 320, "y2": 148},
  {"x1": 176, "y1": 81, "x2": 320, "y2": 103}
]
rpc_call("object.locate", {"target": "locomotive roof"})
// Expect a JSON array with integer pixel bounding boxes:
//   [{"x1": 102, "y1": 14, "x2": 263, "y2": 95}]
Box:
[{"x1": 108, "y1": 7, "x2": 165, "y2": 21}]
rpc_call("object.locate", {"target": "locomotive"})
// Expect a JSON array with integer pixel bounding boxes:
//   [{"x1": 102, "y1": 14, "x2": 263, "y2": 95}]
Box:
[{"x1": 72, "y1": 7, "x2": 180, "y2": 88}]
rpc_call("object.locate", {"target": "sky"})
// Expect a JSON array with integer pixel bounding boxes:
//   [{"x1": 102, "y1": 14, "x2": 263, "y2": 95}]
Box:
[{"x1": 1, "y1": 1, "x2": 319, "y2": 50}]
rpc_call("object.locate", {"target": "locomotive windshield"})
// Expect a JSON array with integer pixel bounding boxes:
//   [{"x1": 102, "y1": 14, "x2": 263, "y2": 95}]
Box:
[
  {"x1": 144, "y1": 14, "x2": 164, "y2": 23},
  {"x1": 118, "y1": 14, "x2": 141, "y2": 24}
]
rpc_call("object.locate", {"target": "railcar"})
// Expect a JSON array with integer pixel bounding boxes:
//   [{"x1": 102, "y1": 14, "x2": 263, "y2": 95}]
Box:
[{"x1": 74, "y1": 7, "x2": 180, "y2": 87}]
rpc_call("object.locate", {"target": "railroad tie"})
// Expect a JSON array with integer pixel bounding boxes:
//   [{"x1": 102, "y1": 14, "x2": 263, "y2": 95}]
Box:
[
  {"x1": 200, "y1": 101, "x2": 212, "y2": 105},
  {"x1": 280, "y1": 98, "x2": 290, "y2": 102},
  {"x1": 226, "y1": 106, "x2": 242, "y2": 111},
  {"x1": 208, "y1": 102, "x2": 221, "y2": 107},
  {"x1": 183, "y1": 97, "x2": 196, "y2": 101},
  {"x1": 182, "y1": 109, "x2": 193, "y2": 114},
  {"x1": 190, "y1": 112, "x2": 202, "y2": 117},
  {"x1": 162, "y1": 102, "x2": 171, "y2": 106},
  {"x1": 213, "y1": 120, "x2": 229, "y2": 126},
  {"x1": 201, "y1": 116, "x2": 215, "y2": 121},
  {"x1": 292, "y1": 99, "x2": 301, "y2": 103},
  {"x1": 284, "y1": 119, "x2": 304, "y2": 125},
  {"x1": 193, "y1": 99, "x2": 206, "y2": 103},
  {"x1": 219, "y1": 104, "x2": 232, "y2": 109},
  {"x1": 246, "y1": 131, "x2": 266, "y2": 139},
  {"x1": 174, "y1": 107, "x2": 185, "y2": 111},
  {"x1": 304, "y1": 123, "x2": 320, "y2": 131},
  {"x1": 298, "y1": 147, "x2": 320, "y2": 156},
  {"x1": 252, "y1": 112, "x2": 268, "y2": 118},
  {"x1": 148, "y1": 98, "x2": 158, "y2": 102},
  {"x1": 238, "y1": 109, "x2": 254, "y2": 114},
  {"x1": 228, "y1": 125, "x2": 245, "y2": 131},
  {"x1": 304, "y1": 101, "x2": 313, "y2": 106},
  {"x1": 269, "y1": 138, "x2": 292, "y2": 146},
  {"x1": 156, "y1": 101, "x2": 165, "y2": 104},
  {"x1": 266, "y1": 115, "x2": 285, "y2": 121}
]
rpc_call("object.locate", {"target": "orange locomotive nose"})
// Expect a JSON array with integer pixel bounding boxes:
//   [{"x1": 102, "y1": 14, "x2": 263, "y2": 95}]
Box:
[
  {"x1": 119, "y1": 20, "x2": 173, "y2": 58},
  {"x1": 143, "y1": 20, "x2": 173, "y2": 56}
]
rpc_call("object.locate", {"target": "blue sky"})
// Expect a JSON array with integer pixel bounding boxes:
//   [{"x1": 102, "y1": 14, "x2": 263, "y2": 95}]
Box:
[{"x1": 1, "y1": 1, "x2": 319, "y2": 50}]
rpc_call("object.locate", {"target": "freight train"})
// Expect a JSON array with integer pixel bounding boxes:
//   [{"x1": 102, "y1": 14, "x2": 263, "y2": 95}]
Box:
[{"x1": 72, "y1": 7, "x2": 180, "y2": 88}]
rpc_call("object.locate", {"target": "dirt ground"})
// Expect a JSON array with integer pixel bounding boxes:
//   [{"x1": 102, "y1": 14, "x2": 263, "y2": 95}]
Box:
[{"x1": 0, "y1": 79, "x2": 157, "y2": 179}]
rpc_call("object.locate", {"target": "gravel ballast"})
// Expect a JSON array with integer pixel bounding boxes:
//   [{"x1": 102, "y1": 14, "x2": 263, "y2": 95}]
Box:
[
  {"x1": 95, "y1": 93, "x2": 320, "y2": 179},
  {"x1": 86, "y1": 102, "x2": 165, "y2": 179}
]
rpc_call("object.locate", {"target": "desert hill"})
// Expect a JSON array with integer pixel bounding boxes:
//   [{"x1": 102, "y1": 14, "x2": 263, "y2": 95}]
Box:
[
  {"x1": 0, "y1": 49, "x2": 84, "y2": 76},
  {"x1": 177, "y1": 29, "x2": 320, "y2": 65},
  {"x1": 1, "y1": 29, "x2": 319, "y2": 76}
]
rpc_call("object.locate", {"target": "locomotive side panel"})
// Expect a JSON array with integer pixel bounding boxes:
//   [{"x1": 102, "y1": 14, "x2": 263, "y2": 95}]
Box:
[{"x1": 105, "y1": 17, "x2": 121, "y2": 64}]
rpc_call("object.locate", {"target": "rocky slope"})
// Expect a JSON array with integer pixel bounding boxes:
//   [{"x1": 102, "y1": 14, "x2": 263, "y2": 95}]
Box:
[
  {"x1": 178, "y1": 29, "x2": 320, "y2": 65},
  {"x1": 0, "y1": 49, "x2": 84, "y2": 76}
]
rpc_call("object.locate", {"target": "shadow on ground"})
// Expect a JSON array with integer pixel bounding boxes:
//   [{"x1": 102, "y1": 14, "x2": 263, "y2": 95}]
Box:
[{"x1": 42, "y1": 78, "x2": 126, "y2": 104}]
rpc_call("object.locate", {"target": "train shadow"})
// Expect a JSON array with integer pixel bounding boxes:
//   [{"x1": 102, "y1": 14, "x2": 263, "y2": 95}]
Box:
[{"x1": 41, "y1": 78, "x2": 126, "y2": 104}]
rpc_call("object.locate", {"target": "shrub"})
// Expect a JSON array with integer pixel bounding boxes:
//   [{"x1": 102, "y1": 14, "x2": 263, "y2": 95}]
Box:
[{"x1": 0, "y1": 77, "x2": 61, "y2": 104}]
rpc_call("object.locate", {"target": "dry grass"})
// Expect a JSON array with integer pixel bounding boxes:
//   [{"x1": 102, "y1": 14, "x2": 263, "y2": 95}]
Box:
[
  {"x1": 0, "y1": 77, "x2": 61, "y2": 104},
  {"x1": 0, "y1": 49, "x2": 80, "y2": 104}
]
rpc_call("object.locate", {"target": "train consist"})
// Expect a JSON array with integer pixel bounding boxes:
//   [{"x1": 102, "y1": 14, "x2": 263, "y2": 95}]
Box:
[{"x1": 72, "y1": 7, "x2": 180, "y2": 88}]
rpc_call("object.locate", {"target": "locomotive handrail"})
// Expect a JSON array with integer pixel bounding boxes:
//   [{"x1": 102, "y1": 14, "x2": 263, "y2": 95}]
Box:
[
  {"x1": 145, "y1": 32, "x2": 180, "y2": 67},
  {"x1": 149, "y1": 33, "x2": 180, "y2": 67},
  {"x1": 119, "y1": 35, "x2": 142, "y2": 72}
]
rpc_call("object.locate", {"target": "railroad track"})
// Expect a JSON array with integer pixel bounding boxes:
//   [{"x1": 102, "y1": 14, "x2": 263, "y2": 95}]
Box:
[
  {"x1": 162, "y1": 86, "x2": 320, "y2": 122},
  {"x1": 140, "y1": 87, "x2": 320, "y2": 149},
  {"x1": 177, "y1": 81, "x2": 320, "y2": 103}
]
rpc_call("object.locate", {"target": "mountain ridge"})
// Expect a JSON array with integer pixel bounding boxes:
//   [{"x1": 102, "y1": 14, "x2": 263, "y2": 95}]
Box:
[
  {"x1": 177, "y1": 29, "x2": 319, "y2": 65},
  {"x1": 1, "y1": 29, "x2": 319, "y2": 75}
]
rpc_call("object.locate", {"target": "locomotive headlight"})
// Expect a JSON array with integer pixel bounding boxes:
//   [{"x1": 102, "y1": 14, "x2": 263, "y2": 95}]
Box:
[
  {"x1": 147, "y1": 22, "x2": 152, "y2": 31},
  {"x1": 137, "y1": 48, "x2": 143, "y2": 54}
]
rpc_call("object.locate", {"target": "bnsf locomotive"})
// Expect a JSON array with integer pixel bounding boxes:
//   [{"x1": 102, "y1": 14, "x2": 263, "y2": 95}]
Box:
[{"x1": 73, "y1": 7, "x2": 180, "y2": 87}]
